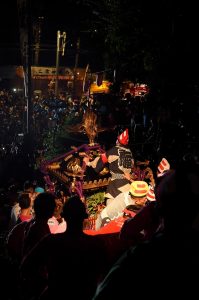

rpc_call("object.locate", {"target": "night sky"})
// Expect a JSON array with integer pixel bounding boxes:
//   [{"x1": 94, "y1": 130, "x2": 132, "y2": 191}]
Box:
[
  {"x1": 0, "y1": 0, "x2": 199, "y2": 75},
  {"x1": 0, "y1": 0, "x2": 198, "y2": 181},
  {"x1": 0, "y1": 0, "x2": 103, "y2": 70}
]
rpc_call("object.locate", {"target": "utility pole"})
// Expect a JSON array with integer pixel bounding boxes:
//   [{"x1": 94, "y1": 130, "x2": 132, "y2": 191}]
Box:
[
  {"x1": 17, "y1": 0, "x2": 33, "y2": 135},
  {"x1": 55, "y1": 30, "x2": 66, "y2": 97},
  {"x1": 73, "y1": 37, "x2": 80, "y2": 99},
  {"x1": 33, "y1": 16, "x2": 44, "y2": 66},
  {"x1": 17, "y1": 0, "x2": 35, "y2": 173}
]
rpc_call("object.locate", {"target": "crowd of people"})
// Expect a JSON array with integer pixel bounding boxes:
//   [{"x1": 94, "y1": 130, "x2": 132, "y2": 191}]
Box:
[
  {"x1": 0, "y1": 87, "x2": 199, "y2": 299},
  {"x1": 0, "y1": 151, "x2": 198, "y2": 300}
]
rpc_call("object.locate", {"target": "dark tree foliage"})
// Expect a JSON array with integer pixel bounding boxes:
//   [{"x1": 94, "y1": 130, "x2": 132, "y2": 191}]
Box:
[{"x1": 77, "y1": 0, "x2": 199, "y2": 100}]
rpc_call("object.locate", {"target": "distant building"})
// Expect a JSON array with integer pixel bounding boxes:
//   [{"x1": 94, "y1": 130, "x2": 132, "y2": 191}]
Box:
[{"x1": 0, "y1": 65, "x2": 87, "y2": 98}]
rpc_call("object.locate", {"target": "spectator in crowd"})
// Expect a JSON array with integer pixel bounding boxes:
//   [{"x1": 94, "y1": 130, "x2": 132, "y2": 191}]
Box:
[
  {"x1": 16, "y1": 193, "x2": 32, "y2": 224},
  {"x1": 47, "y1": 192, "x2": 67, "y2": 234},
  {"x1": 6, "y1": 192, "x2": 56, "y2": 264},
  {"x1": 9, "y1": 180, "x2": 35, "y2": 229},
  {"x1": 23, "y1": 192, "x2": 56, "y2": 255},
  {"x1": 20, "y1": 195, "x2": 108, "y2": 300}
]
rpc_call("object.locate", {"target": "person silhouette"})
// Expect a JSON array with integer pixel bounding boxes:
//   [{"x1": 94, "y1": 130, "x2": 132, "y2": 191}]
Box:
[
  {"x1": 92, "y1": 161, "x2": 199, "y2": 300},
  {"x1": 20, "y1": 195, "x2": 108, "y2": 300}
]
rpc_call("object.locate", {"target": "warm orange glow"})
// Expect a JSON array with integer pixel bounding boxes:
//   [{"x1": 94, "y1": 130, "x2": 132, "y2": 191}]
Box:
[{"x1": 90, "y1": 80, "x2": 111, "y2": 94}]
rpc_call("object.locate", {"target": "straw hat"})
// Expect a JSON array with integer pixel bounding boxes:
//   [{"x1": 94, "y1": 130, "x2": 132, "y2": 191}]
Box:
[{"x1": 129, "y1": 181, "x2": 149, "y2": 197}]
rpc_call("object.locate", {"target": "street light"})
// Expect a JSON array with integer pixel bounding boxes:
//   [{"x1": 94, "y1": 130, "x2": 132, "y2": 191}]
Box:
[{"x1": 55, "y1": 30, "x2": 66, "y2": 97}]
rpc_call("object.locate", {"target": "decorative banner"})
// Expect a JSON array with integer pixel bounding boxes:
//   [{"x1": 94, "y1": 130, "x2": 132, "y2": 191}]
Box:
[
  {"x1": 15, "y1": 66, "x2": 74, "y2": 80},
  {"x1": 31, "y1": 66, "x2": 74, "y2": 77}
]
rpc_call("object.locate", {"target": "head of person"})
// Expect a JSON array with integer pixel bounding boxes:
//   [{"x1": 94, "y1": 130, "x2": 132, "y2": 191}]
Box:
[
  {"x1": 62, "y1": 195, "x2": 88, "y2": 230},
  {"x1": 18, "y1": 192, "x2": 31, "y2": 210},
  {"x1": 116, "y1": 128, "x2": 129, "y2": 146},
  {"x1": 23, "y1": 180, "x2": 35, "y2": 202},
  {"x1": 23, "y1": 180, "x2": 34, "y2": 194},
  {"x1": 33, "y1": 192, "x2": 56, "y2": 220},
  {"x1": 129, "y1": 181, "x2": 149, "y2": 208},
  {"x1": 34, "y1": 186, "x2": 45, "y2": 197},
  {"x1": 54, "y1": 192, "x2": 65, "y2": 219}
]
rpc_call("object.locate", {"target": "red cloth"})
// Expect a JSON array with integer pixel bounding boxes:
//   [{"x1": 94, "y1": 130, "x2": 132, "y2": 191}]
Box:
[
  {"x1": 84, "y1": 214, "x2": 135, "y2": 235},
  {"x1": 19, "y1": 214, "x2": 32, "y2": 222},
  {"x1": 85, "y1": 217, "x2": 132, "y2": 268},
  {"x1": 101, "y1": 153, "x2": 108, "y2": 164}
]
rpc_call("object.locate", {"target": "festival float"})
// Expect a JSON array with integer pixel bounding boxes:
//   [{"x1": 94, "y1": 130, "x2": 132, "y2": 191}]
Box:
[
  {"x1": 40, "y1": 106, "x2": 155, "y2": 230},
  {"x1": 40, "y1": 108, "x2": 112, "y2": 224}
]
